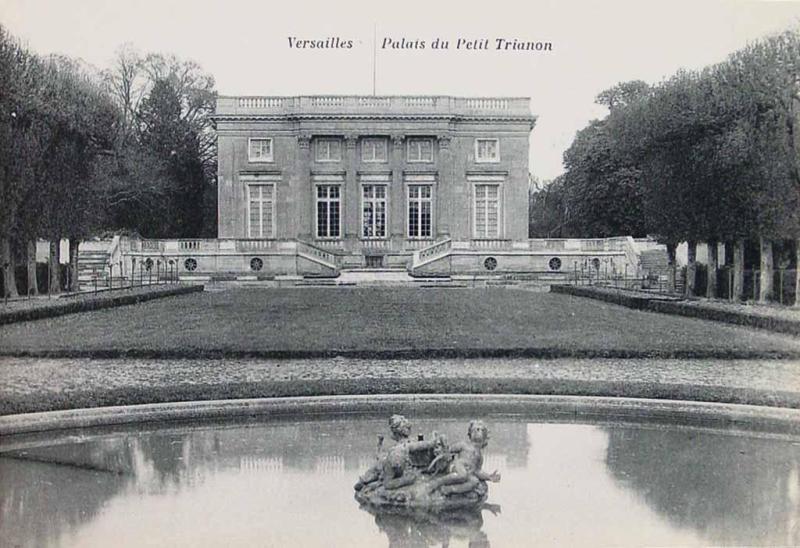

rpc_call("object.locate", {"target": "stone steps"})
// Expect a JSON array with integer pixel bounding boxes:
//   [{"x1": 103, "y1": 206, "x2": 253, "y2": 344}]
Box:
[{"x1": 77, "y1": 247, "x2": 112, "y2": 290}]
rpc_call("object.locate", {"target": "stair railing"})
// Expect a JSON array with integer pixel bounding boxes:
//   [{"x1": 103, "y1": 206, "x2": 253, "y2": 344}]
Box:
[
  {"x1": 412, "y1": 238, "x2": 452, "y2": 270},
  {"x1": 296, "y1": 241, "x2": 339, "y2": 270}
]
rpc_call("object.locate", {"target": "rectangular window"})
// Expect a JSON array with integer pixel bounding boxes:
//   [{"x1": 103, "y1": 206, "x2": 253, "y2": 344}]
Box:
[
  {"x1": 407, "y1": 185, "x2": 432, "y2": 239},
  {"x1": 316, "y1": 185, "x2": 341, "y2": 238},
  {"x1": 362, "y1": 185, "x2": 387, "y2": 238},
  {"x1": 475, "y1": 138, "x2": 499, "y2": 163},
  {"x1": 361, "y1": 138, "x2": 387, "y2": 162},
  {"x1": 247, "y1": 184, "x2": 275, "y2": 238},
  {"x1": 407, "y1": 138, "x2": 433, "y2": 163},
  {"x1": 315, "y1": 138, "x2": 342, "y2": 162},
  {"x1": 474, "y1": 184, "x2": 500, "y2": 238},
  {"x1": 248, "y1": 138, "x2": 273, "y2": 162}
]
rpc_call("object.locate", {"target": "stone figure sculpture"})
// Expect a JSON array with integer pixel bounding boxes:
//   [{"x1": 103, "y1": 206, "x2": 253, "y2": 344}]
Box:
[{"x1": 354, "y1": 416, "x2": 501, "y2": 511}]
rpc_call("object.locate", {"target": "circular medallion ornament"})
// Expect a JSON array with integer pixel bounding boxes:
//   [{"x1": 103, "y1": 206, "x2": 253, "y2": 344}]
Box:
[
  {"x1": 144, "y1": 258, "x2": 154, "y2": 271},
  {"x1": 548, "y1": 257, "x2": 562, "y2": 271},
  {"x1": 184, "y1": 258, "x2": 198, "y2": 271},
  {"x1": 250, "y1": 257, "x2": 264, "y2": 271},
  {"x1": 484, "y1": 257, "x2": 498, "y2": 271}
]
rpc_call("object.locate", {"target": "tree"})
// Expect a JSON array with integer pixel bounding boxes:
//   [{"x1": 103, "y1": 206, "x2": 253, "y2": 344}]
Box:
[
  {"x1": 0, "y1": 25, "x2": 120, "y2": 296},
  {"x1": 528, "y1": 176, "x2": 569, "y2": 237},
  {"x1": 595, "y1": 80, "x2": 650, "y2": 111},
  {"x1": 102, "y1": 47, "x2": 217, "y2": 237},
  {"x1": 561, "y1": 119, "x2": 647, "y2": 238}
]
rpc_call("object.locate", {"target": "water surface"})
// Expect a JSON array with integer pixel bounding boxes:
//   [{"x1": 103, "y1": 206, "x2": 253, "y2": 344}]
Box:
[{"x1": 1, "y1": 415, "x2": 798, "y2": 547}]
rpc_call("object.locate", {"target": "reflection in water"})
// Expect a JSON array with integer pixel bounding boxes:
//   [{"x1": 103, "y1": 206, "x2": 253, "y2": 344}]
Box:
[
  {"x1": 0, "y1": 416, "x2": 797, "y2": 547},
  {"x1": 362, "y1": 504, "x2": 497, "y2": 547},
  {"x1": 605, "y1": 425, "x2": 800, "y2": 547}
]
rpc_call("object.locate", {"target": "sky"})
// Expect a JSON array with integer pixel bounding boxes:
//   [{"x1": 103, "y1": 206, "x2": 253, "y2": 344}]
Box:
[{"x1": 2, "y1": 0, "x2": 799, "y2": 180}]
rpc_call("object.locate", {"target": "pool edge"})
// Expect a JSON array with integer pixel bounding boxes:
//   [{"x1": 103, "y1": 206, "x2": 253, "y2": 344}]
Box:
[{"x1": 1, "y1": 394, "x2": 799, "y2": 437}]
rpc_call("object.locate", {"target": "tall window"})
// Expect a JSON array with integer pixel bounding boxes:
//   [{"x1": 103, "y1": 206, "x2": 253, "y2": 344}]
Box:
[
  {"x1": 407, "y1": 138, "x2": 433, "y2": 162},
  {"x1": 316, "y1": 185, "x2": 341, "y2": 238},
  {"x1": 316, "y1": 138, "x2": 341, "y2": 162},
  {"x1": 362, "y1": 185, "x2": 387, "y2": 238},
  {"x1": 362, "y1": 138, "x2": 387, "y2": 162},
  {"x1": 247, "y1": 184, "x2": 275, "y2": 238},
  {"x1": 475, "y1": 138, "x2": 499, "y2": 163},
  {"x1": 474, "y1": 184, "x2": 500, "y2": 238},
  {"x1": 408, "y1": 185, "x2": 432, "y2": 238}
]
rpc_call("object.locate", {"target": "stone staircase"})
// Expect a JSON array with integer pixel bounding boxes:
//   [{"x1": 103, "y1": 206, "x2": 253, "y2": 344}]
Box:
[
  {"x1": 639, "y1": 248, "x2": 669, "y2": 279},
  {"x1": 295, "y1": 267, "x2": 461, "y2": 287},
  {"x1": 77, "y1": 248, "x2": 112, "y2": 290}
]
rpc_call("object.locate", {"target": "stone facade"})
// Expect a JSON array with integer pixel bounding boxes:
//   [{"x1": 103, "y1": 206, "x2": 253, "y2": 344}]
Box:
[
  {"x1": 213, "y1": 96, "x2": 536, "y2": 267},
  {"x1": 93, "y1": 97, "x2": 641, "y2": 284}
]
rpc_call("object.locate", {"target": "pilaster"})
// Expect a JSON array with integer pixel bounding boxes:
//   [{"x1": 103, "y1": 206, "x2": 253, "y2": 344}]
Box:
[
  {"x1": 344, "y1": 134, "x2": 359, "y2": 253},
  {"x1": 390, "y1": 134, "x2": 406, "y2": 249},
  {"x1": 436, "y1": 134, "x2": 452, "y2": 238},
  {"x1": 296, "y1": 133, "x2": 312, "y2": 240}
]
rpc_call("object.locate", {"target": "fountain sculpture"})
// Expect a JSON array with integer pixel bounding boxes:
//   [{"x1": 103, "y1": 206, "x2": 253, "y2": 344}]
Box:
[{"x1": 354, "y1": 415, "x2": 501, "y2": 511}]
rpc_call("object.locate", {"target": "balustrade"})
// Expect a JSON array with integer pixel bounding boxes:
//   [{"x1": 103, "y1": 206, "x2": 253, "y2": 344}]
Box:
[
  {"x1": 236, "y1": 239, "x2": 276, "y2": 252},
  {"x1": 216, "y1": 95, "x2": 532, "y2": 117},
  {"x1": 471, "y1": 239, "x2": 512, "y2": 250}
]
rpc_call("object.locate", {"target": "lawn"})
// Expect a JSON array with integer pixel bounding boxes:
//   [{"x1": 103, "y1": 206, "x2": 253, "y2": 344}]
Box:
[{"x1": 0, "y1": 287, "x2": 799, "y2": 358}]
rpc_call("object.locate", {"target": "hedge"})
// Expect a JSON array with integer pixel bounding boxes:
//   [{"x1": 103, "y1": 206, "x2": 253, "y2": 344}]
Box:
[
  {"x1": 0, "y1": 285, "x2": 204, "y2": 326},
  {"x1": 551, "y1": 284, "x2": 800, "y2": 336}
]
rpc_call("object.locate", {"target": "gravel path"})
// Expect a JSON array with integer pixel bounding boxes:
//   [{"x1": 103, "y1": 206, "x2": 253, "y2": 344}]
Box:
[{"x1": 2, "y1": 356, "x2": 799, "y2": 415}]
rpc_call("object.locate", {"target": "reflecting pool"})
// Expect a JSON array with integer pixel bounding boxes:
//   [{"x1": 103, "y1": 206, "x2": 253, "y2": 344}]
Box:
[{"x1": 1, "y1": 414, "x2": 798, "y2": 547}]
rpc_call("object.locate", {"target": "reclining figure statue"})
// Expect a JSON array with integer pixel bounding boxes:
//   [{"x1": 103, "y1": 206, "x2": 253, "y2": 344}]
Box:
[{"x1": 354, "y1": 415, "x2": 501, "y2": 511}]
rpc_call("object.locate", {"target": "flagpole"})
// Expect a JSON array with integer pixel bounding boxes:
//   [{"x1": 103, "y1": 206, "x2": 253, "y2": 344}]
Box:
[{"x1": 372, "y1": 23, "x2": 377, "y2": 95}]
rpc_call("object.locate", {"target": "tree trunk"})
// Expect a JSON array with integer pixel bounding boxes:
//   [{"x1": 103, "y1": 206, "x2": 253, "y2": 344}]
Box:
[
  {"x1": 685, "y1": 240, "x2": 697, "y2": 297},
  {"x1": 48, "y1": 240, "x2": 61, "y2": 295},
  {"x1": 706, "y1": 240, "x2": 718, "y2": 299},
  {"x1": 758, "y1": 237, "x2": 774, "y2": 303},
  {"x1": 733, "y1": 239, "x2": 745, "y2": 301},
  {"x1": 68, "y1": 239, "x2": 80, "y2": 292},
  {"x1": 795, "y1": 239, "x2": 800, "y2": 308},
  {"x1": 666, "y1": 242, "x2": 677, "y2": 293},
  {"x1": 1, "y1": 236, "x2": 19, "y2": 298},
  {"x1": 723, "y1": 241, "x2": 734, "y2": 266},
  {"x1": 26, "y1": 240, "x2": 38, "y2": 296}
]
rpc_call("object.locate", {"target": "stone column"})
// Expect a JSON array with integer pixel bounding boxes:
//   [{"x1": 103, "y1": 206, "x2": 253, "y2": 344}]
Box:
[
  {"x1": 758, "y1": 236, "x2": 774, "y2": 303},
  {"x1": 390, "y1": 135, "x2": 405, "y2": 251},
  {"x1": 296, "y1": 133, "x2": 312, "y2": 241},
  {"x1": 706, "y1": 240, "x2": 718, "y2": 299},
  {"x1": 733, "y1": 239, "x2": 745, "y2": 301},
  {"x1": 344, "y1": 135, "x2": 359, "y2": 257},
  {"x1": 436, "y1": 134, "x2": 452, "y2": 238},
  {"x1": 685, "y1": 240, "x2": 697, "y2": 297}
]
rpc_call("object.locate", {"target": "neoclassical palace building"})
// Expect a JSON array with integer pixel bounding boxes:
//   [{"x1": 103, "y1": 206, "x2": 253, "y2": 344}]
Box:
[
  {"x1": 97, "y1": 95, "x2": 638, "y2": 283},
  {"x1": 213, "y1": 95, "x2": 535, "y2": 269}
]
